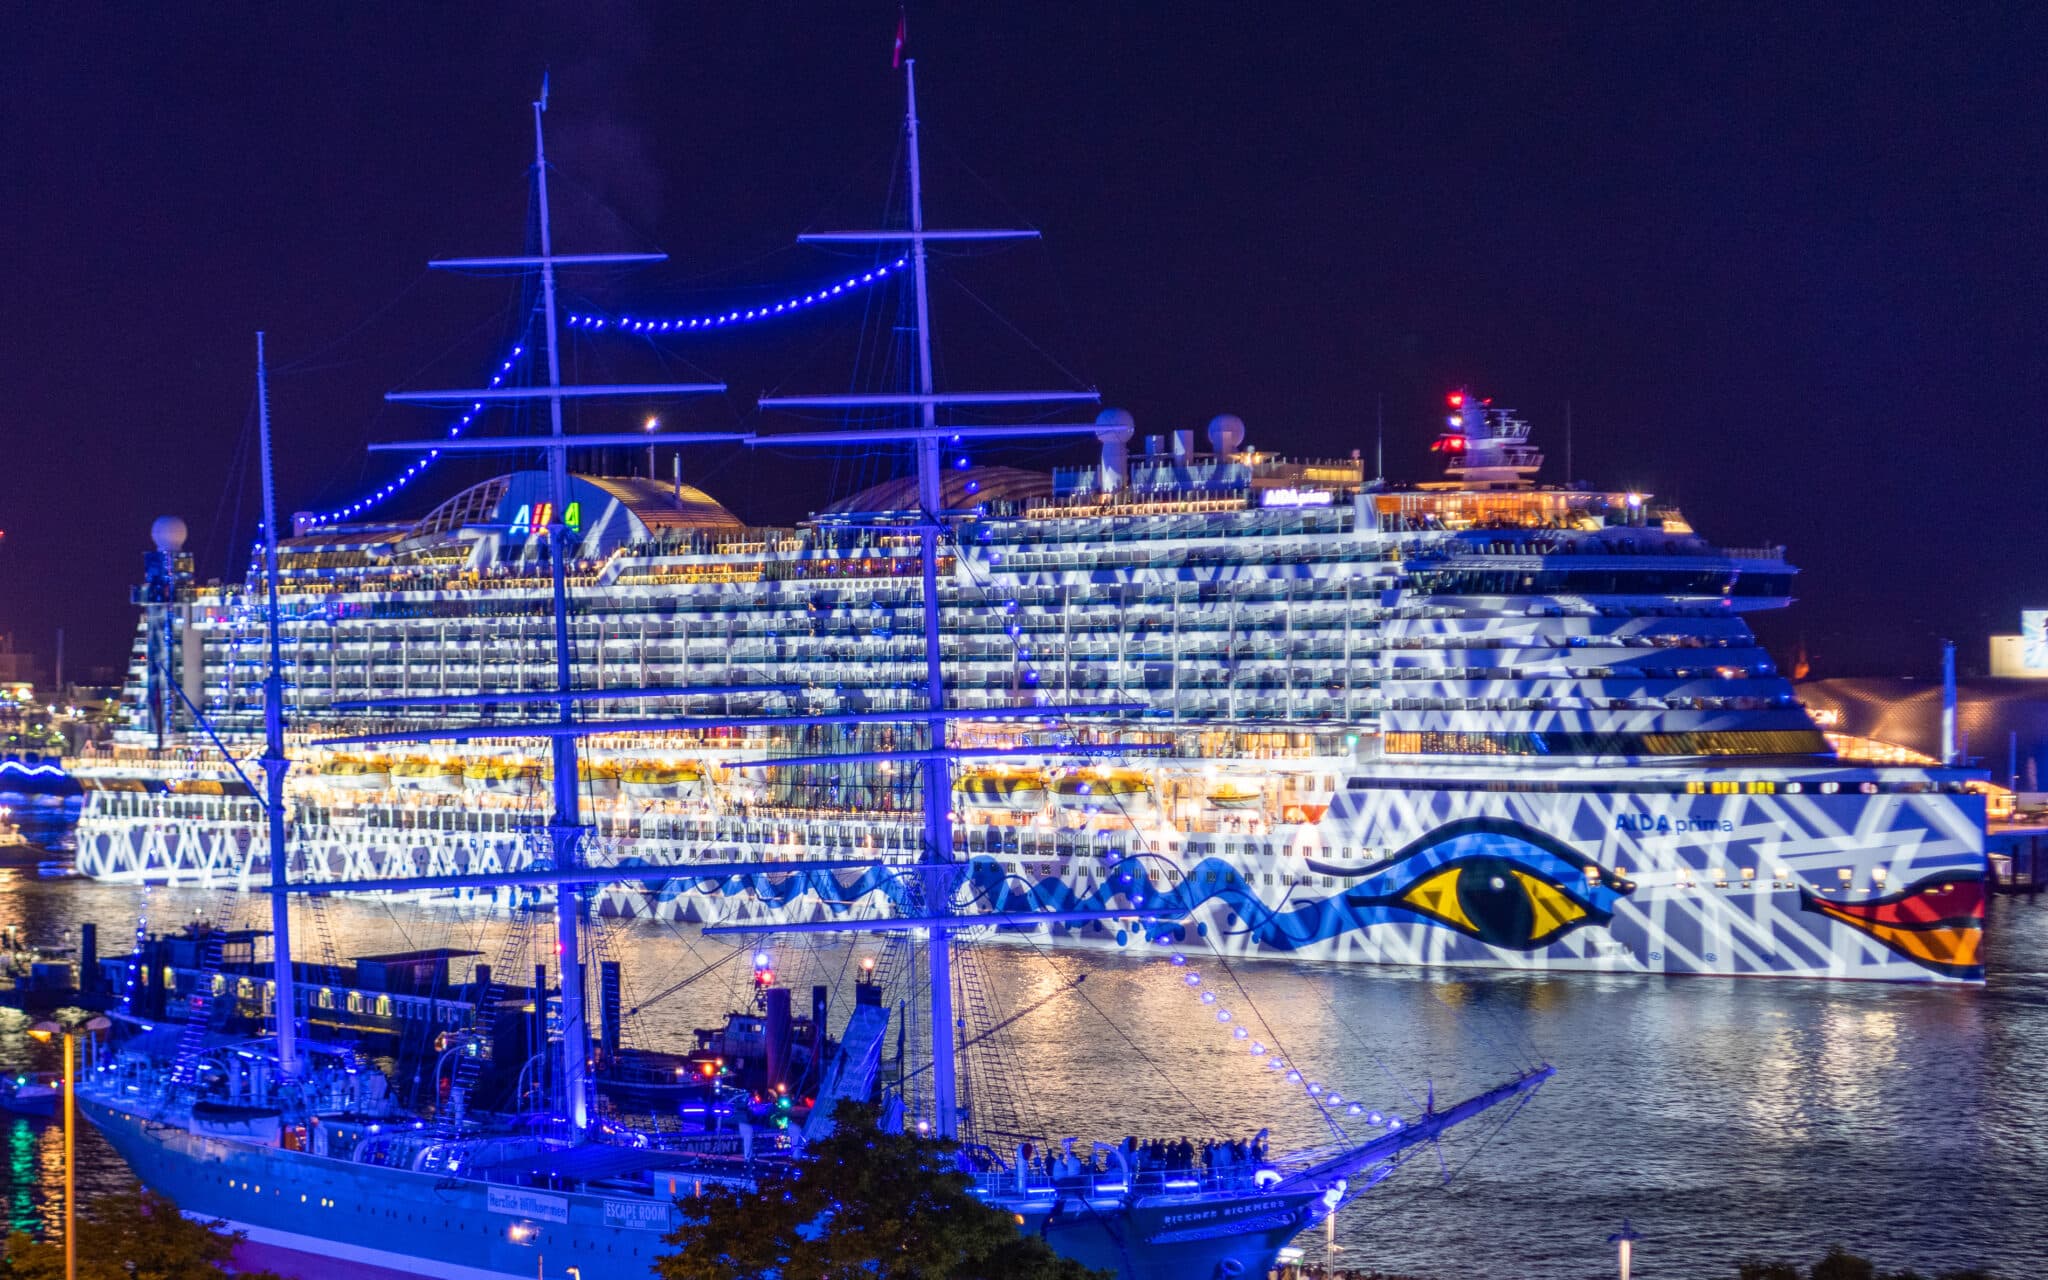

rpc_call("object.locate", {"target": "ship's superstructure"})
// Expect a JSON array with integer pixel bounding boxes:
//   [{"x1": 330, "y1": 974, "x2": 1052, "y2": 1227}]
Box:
[{"x1": 76, "y1": 389, "x2": 1988, "y2": 981}]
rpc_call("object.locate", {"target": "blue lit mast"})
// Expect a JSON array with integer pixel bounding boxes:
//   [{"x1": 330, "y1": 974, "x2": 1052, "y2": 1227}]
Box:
[
  {"x1": 254, "y1": 332, "x2": 298, "y2": 1080},
  {"x1": 370, "y1": 78, "x2": 731, "y2": 1137},
  {"x1": 753, "y1": 60, "x2": 1103, "y2": 1140}
]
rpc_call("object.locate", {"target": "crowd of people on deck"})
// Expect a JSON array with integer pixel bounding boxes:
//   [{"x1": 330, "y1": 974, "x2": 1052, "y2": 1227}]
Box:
[
  {"x1": 1127, "y1": 1134, "x2": 1270, "y2": 1173},
  {"x1": 1013, "y1": 1131, "x2": 1271, "y2": 1184}
]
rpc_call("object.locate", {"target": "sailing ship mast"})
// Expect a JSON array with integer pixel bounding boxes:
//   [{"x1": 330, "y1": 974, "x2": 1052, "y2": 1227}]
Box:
[
  {"x1": 358, "y1": 79, "x2": 731, "y2": 1136},
  {"x1": 255, "y1": 331, "x2": 298, "y2": 1080},
  {"x1": 750, "y1": 60, "x2": 1110, "y2": 1140}
]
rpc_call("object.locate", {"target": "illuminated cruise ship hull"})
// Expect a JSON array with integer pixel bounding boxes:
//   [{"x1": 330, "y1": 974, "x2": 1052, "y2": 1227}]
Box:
[
  {"x1": 73, "y1": 758, "x2": 1986, "y2": 983},
  {"x1": 604, "y1": 765, "x2": 1985, "y2": 983}
]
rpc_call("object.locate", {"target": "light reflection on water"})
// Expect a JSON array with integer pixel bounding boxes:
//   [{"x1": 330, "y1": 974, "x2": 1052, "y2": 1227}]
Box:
[{"x1": 0, "y1": 865, "x2": 2041, "y2": 1280}]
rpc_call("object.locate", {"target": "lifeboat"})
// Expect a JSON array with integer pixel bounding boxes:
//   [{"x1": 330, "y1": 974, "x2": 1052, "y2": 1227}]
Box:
[
  {"x1": 1050, "y1": 770, "x2": 1154, "y2": 816},
  {"x1": 391, "y1": 756, "x2": 466, "y2": 793},
  {"x1": 579, "y1": 759, "x2": 623, "y2": 800},
  {"x1": 320, "y1": 755, "x2": 392, "y2": 792},
  {"x1": 953, "y1": 769, "x2": 1050, "y2": 813},
  {"x1": 620, "y1": 761, "x2": 705, "y2": 801},
  {"x1": 463, "y1": 757, "x2": 542, "y2": 795},
  {"x1": 169, "y1": 777, "x2": 231, "y2": 797},
  {"x1": 1206, "y1": 780, "x2": 1265, "y2": 811},
  {"x1": 721, "y1": 768, "x2": 767, "y2": 807}
]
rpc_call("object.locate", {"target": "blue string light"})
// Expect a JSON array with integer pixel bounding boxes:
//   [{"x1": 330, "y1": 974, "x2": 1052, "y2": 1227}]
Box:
[
  {"x1": 303, "y1": 261, "x2": 905, "y2": 528},
  {"x1": 566, "y1": 259, "x2": 907, "y2": 334},
  {"x1": 304, "y1": 342, "x2": 529, "y2": 528},
  {"x1": 1168, "y1": 951, "x2": 1382, "y2": 1131}
]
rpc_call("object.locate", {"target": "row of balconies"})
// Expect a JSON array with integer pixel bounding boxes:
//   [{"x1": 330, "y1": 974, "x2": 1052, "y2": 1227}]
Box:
[
  {"x1": 197, "y1": 607, "x2": 1404, "y2": 649},
  {"x1": 977, "y1": 545, "x2": 1398, "y2": 573}
]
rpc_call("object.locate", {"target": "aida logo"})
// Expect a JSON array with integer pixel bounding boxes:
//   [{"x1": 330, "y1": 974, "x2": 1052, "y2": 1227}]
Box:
[
  {"x1": 509, "y1": 501, "x2": 581, "y2": 537},
  {"x1": 1615, "y1": 812, "x2": 1734, "y2": 835}
]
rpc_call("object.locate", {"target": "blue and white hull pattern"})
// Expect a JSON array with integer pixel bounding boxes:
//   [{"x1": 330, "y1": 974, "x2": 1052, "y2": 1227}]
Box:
[
  {"x1": 579, "y1": 763, "x2": 1985, "y2": 984},
  {"x1": 70, "y1": 757, "x2": 1985, "y2": 983}
]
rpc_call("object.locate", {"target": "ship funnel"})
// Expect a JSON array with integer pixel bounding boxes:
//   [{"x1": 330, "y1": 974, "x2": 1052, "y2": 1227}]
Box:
[
  {"x1": 1171, "y1": 429, "x2": 1195, "y2": 461},
  {"x1": 1207, "y1": 413, "x2": 1246, "y2": 457},
  {"x1": 1094, "y1": 408, "x2": 1135, "y2": 493}
]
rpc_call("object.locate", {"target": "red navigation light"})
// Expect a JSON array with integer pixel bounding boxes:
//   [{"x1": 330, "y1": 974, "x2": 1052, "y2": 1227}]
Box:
[
  {"x1": 1445, "y1": 436, "x2": 1466, "y2": 451},
  {"x1": 1446, "y1": 392, "x2": 1465, "y2": 408}
]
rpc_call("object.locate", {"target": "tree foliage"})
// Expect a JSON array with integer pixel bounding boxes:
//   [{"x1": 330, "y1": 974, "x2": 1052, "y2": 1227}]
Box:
[
  {"x1": 0, "y1": 1187, "x2": 282, "y2": 1280},
  {"x1": 656, "y1": 1102, "x2": 1109, "y2": 1280},
  {"x1": 1736, "y1": 1246, "x2": 2000, "y2": 1280}
]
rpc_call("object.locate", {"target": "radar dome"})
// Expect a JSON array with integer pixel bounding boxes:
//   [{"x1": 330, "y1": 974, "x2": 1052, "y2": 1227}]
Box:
[
  {"x1": 1207, "y1": 414, "x2": 1246, "y2": 456},
  {"x1": 150, "y1": 516, "x2": 189, "y2": 553},
  {"x1": 1093, "y1": 407, "x2": 1136, "y2": 441}
]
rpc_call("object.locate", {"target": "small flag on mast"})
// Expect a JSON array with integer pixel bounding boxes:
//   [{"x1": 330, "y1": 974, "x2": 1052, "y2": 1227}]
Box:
[{"x1": 893, "y1": 6, "x2": 906, "y2": 68}]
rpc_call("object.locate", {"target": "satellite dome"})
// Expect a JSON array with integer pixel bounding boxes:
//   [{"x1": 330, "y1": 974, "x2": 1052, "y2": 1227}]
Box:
[
  {"x1": 1093, "y1": 407, "x2": 1136, "y2": 441},
  {"x1": 1207, "y1": 414, "x2": 1246, "y2": 456},
  {"x1": 151, "y1": 516, "x2": 189, "y2": 553}
]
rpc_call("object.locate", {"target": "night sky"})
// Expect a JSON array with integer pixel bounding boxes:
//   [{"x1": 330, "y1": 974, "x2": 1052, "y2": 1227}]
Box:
[{"x1": 4, "y1": 5, "x2": 2042, "y2": 681}]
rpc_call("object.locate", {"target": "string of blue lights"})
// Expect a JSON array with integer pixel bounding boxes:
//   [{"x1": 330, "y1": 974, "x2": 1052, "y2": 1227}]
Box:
[
  {"x1": 303, "y1": 343, "x2": 530, "y2": 528},
  {"x1": 566, "y1": 258, "x2": 906, "y2": 334},
  {"x1": 302, "y1": 259, "x2": 909, "y2": 531},
  {"x1": 1169, "y1": 952, "x2": 1388, "y2": 1137}
]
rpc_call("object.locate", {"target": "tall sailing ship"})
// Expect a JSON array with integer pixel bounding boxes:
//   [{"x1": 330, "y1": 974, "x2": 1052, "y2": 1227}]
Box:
[
  {"x1": 69, "y1": 61, "x2": 1985, "y2": 986},
  {"x1": 77, "y1": 66, "x2": 1556, "y2": 1280}
]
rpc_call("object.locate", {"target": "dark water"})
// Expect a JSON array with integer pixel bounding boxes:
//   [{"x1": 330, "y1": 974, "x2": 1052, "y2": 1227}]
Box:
[
  {"x1": 1, "y1": 862, "x2": 2042, "y2": 1280},
  {"x1": 4, "y1": 794, "x2": 81, "y2": 853}
]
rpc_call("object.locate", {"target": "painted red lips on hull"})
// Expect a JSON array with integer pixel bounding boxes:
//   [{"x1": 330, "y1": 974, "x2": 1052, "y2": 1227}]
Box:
[{"x1": 1800, "y1": 874, "x2": 1983, "y2": 979}]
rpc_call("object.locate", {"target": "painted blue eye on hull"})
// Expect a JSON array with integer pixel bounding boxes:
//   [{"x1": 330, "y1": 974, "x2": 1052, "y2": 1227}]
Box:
[{"x1": 948, "y1": 816, "x2": 1631, "y2": 955}]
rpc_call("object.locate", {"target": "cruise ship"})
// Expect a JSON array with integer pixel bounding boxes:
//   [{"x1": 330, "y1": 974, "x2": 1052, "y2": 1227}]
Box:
[{"x1": 70, "y1": 384, "x2": 1988, "y2": 982}]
